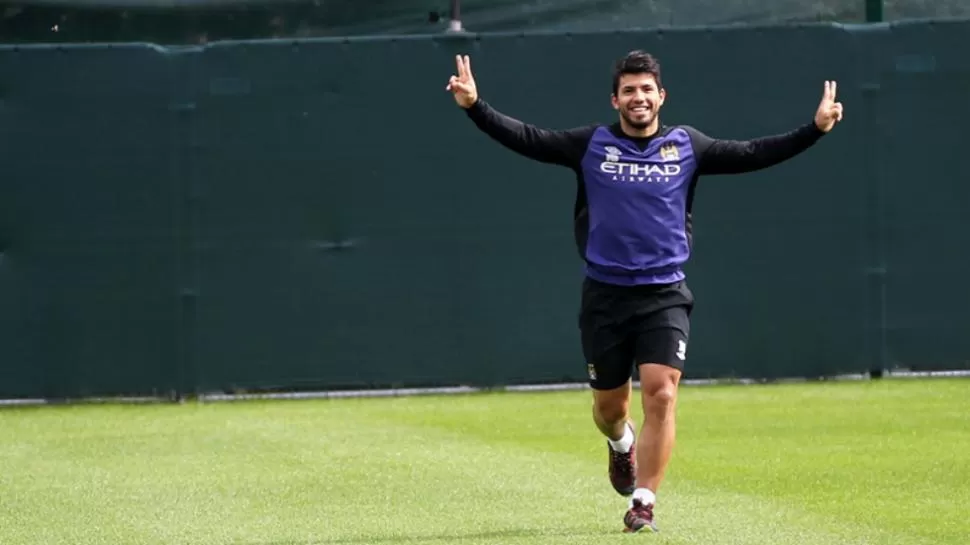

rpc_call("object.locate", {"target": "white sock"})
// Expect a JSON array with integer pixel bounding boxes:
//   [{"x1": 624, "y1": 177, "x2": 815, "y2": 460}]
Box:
[
  {"x1": 607, "y1": 422, "x2": 634, "y2": 453},
  {"x1": 631, "y1": 488, "x2": 656, "y2": 508}
]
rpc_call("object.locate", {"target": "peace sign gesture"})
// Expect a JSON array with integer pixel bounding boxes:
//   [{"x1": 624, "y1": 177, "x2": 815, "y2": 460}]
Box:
[
  {"x1": 814, "y1": 80, "x2": 844, "y2": 133},
  {"x1": 446, "y1": 54, "x2": 479, "y2": 109}
]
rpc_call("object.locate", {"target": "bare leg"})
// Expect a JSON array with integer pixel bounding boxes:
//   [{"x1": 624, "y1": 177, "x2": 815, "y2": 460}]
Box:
[
  {"x1": 592, "y1": 377, "x2": 638, "y2": 496},
  {"x1": 592, "y1": 378, "x2": 632, "y2": 440},
  {"x1": 635, "y1": 363, "x2": 681, "y2": 494}
]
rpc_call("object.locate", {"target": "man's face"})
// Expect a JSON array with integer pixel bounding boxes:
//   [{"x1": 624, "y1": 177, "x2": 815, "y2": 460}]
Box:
[{"x1": 611, "y1": 73, "x2": 665, "y2": 131}]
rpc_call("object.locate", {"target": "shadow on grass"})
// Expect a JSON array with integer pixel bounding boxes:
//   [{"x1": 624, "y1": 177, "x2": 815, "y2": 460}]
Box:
[{"x1": 256, "y1": 527, "x2": 616, "y2": 544}]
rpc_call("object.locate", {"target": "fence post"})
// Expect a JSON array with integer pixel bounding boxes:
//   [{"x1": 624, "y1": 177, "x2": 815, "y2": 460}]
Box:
[{"x1": 866, "y1": 0, "x2": 883, "y2": 22}]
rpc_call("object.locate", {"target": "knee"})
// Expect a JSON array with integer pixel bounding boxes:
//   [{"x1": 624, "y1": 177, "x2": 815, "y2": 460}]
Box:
[
  {"x1": 641, "y1": 377, "x2": 678, "y2": 417},
  {"x1": 594, "y1": 395, "x2": 629, "y2": 426}
]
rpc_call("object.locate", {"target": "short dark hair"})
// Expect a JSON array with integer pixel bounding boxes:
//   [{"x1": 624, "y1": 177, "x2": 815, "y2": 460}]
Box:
[{"x1": 612, "y1": 50, "x2": 663, "y2": 95}]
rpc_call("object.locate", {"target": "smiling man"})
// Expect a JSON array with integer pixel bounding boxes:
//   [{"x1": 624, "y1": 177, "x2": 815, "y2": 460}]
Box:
[{"x1": 446, "y1": 50, "x2": 843, "y2": 533}]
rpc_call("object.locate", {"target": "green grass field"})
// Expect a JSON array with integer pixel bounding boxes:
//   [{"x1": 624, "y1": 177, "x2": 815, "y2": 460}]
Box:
[{"x1": 1, "y1": 377, "x2": 967, "y2": 545}]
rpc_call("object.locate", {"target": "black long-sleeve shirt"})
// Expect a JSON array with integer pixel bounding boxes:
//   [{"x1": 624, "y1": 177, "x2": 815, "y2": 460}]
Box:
[{"x1": 465, "y1": 98, "x2": 826, "y2": 286}]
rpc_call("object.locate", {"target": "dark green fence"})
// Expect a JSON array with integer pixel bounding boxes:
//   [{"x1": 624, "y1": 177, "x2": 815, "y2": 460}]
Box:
[{"x1": 2, "y1": 20, "x2": 969, "y2": 400}]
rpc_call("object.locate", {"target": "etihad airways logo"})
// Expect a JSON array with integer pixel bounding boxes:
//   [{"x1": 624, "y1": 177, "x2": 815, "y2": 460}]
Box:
[
  {"x1": 600, "y1": 161, "x2": 682, "y2": 183},
  {"x1": 598, "y1": 142, "x2": 683, "y2": 183}
]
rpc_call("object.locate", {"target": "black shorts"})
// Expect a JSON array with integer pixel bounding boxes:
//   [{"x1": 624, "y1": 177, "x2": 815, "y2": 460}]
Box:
[{"x1": 579, "y1": 277, "x2": 694, "y2": 390}]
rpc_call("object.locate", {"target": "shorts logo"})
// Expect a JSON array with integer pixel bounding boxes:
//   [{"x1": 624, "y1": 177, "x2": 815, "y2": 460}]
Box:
[
  {"x1": 676, "y1": 340, "x2": 687, "y2": 361},
  {"x1": 587, "y1": 363, "x2": 597, "y2": 381}
]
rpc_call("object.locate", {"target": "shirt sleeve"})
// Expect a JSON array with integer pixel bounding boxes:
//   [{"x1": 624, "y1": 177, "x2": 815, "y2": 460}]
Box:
[
  {"x1": 464, "y1": 98, "x2": 595, "y2": 169},
  {"x1": 684, "y1": 123, "x2": 826, "y2": 176}
]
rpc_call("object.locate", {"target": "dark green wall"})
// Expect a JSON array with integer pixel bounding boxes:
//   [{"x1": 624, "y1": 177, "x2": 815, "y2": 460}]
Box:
[
  {"x1": 0, "y1": 45, "x2": 183, "y2": 399},
  {"x1": 1, "y1": 21, "x2": 968, "y2": 400}
]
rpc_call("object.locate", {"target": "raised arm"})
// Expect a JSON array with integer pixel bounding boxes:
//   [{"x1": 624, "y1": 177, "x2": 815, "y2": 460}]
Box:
[
  {"x1": 464, "y1": 98, "x2": 593, "y2": 167},
  {"x1": 687, "y1": 123, "x2": 825, "y2": 175},
  {"x1": 688, "y1": 80, "x2": 844, "y2": 175},
  {"x1": 447, "y1": 55, "x2": 593, "y2": 168}
]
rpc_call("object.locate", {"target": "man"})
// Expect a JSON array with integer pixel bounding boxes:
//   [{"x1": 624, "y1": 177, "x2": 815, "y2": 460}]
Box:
[{"x1": 446, "y1": 50, "x2": 843, "y2": 533}]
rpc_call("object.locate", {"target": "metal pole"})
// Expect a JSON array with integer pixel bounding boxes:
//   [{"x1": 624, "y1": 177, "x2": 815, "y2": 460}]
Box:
[
  {"x1": 448, "y1": 0, "x2": 464, "y2": 32},
  {"x1": 865, "y1": 0, "x2": 883, "y2": 22}
]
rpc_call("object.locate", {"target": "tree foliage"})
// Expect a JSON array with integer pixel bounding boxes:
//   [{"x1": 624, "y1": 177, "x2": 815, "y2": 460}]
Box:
[{"x1": 1, "y1": 0, "x2": 967, "y2": 44}]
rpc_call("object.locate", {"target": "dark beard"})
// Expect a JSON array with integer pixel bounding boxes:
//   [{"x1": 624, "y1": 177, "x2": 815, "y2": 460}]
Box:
[{"x1": 622, "y1": 110, "x2": 652, "y2": 130}]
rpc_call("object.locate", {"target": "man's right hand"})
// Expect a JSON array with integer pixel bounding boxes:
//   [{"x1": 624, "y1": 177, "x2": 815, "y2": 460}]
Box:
[{"x1": 446, "y1": 54, "x2": 478, "y2": 109}]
